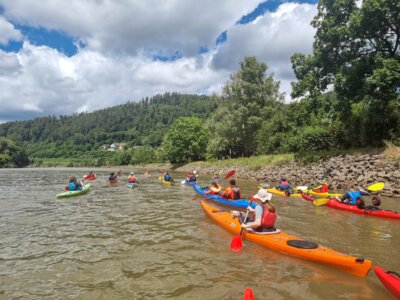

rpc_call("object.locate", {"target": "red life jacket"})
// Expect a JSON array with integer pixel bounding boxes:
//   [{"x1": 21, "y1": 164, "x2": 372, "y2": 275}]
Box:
[
  {"x1": 260, "y1": 207, "x2": 277, "y2": 228},
  {"x1": 281, "y1": 181, "x2": 289, "y2": 185},
  {"x1": 314, "y1": 184, "x2": 328, "y2": 193},
  {"x1": 128, "y1": 176, "x2": 136, "y2": 183}
]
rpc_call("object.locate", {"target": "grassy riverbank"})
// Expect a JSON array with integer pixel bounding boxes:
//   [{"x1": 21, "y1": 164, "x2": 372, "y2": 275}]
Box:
[{"x1": 27, "y1": 146, "x2": 395, "y2": 170}]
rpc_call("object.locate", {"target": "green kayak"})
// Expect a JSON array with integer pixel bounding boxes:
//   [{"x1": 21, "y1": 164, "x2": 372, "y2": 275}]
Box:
[{"x1": 56, "y1": 184, "x2": 91, "y2": 199}]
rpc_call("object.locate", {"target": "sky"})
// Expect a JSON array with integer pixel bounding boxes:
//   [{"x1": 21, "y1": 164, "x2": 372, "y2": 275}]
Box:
[{"x1": 0, "y1": 0, "x2": 318, "y2": 123}]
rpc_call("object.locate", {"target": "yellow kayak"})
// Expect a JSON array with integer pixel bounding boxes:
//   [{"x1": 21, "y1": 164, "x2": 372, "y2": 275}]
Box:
[
  {"x1": 267, "y1": 187, "x2": 302, "y2": 198},
  {"x1": 308, "y1": 190, "x2": 343, "y2": 198}
]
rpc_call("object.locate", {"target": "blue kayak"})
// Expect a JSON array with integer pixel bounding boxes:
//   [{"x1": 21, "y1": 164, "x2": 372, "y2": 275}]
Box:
[
  {"x1": 193, "y1": 184, "x2": 257, "y2": 209},
  {"x1": 181, "y1": 180, "x2": 197, "y2": 185},
  {"x1": 127, "y1": 182, "x2": 139, "y2": 188}
]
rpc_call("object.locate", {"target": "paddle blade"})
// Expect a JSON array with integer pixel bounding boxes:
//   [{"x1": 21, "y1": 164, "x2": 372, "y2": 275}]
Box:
[
  {"x1": 230, "y1": 235, "x2": 243, "y2": 252},
  {"x1": 224, "y1": 170, "x2": 236, "y2": 180},
  {"x1": 313, "y1": 198, "x2": 330, "y2": 206},
  {"x1": 368, "y1": 182, "x2": 385, "y2": 192},
  {"x1": 243, "y1": 288, "x2": 255, "y2": 300}
]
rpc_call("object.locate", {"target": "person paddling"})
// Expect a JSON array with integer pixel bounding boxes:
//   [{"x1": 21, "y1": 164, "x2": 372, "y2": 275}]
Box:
[
  {"x1": 312, "y1": 180, "x2": 329, "y2": 193},
  {"x1": 222, "y1": 179, "x2": 241, "y2": 200},
  {"x1": 276, "y1": 178, "x2": 293, "y2": 191},
  {"x1": 68, "y1": 176, "x2": 82, "y2": 191},
  {"x1": 335, "y1": 184, "x2": 370, "y2": 207},
  {"x1": 186, "y1": 172, "x2": 196, "y2": 183},
  {"x1": 204, "y1": 181, "x2": 222, "y2": 195},
  {"x1": 241, "y1": 189, "x2": 277, "y2": 233},
  {"x1": 164, "y1": 171, "x2": 175, "y2": 184},
  {"x1": 109, "y1": 172, "x2": 119, "y2": 184},
  {"x1": 128, "y1": 172, "x2": 138, "y2": 184}
]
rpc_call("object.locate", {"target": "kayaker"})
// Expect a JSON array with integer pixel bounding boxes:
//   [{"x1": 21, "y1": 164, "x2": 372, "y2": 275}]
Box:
[
  {"x1": 204, "y1": 181, "x2": 222, "y2": 195},
  {"x1": 276, "y1": 178, "x2": 293, "y2": 191},
  {"x1": 164, "y1": 171, "x2": 175, "y2": 184},
  {"x1": 109, "y1": 172, "x2": 119, "y2": 182},
  {"x1": 222, "y1": 179, "x2": 241, "y2": 200},
  {"x1": 128, "y1": 172, "x2": 138, "y2": 184},
  {"x1": 241, "y1": 189, "x2": 277, "y2": 232},
  {"x1": 186, "y1": 172, "x2": 196, "y2": 182},
  {"x1": 68, "y1": 176, "x2": 82, "y2": 191},
  {"x1": 312, "y1": 180, "x2": 329, "y2": 193},
  {"x1": 335, "y1": 184, "x2": 370, "y2": 207}
]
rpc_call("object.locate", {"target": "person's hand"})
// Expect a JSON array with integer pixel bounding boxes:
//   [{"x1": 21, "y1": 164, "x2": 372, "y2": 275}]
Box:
[
  {"x1": 247, "y1": 206, "x2": 251, "y2": 210},
  {"x1": 241, "y1": 223, "x2": 247, "y2": 228}
]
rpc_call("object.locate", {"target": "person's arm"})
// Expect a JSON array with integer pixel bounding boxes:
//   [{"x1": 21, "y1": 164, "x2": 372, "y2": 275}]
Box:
[
  {"x1": 242, "y1": 206, "x2": 262, "y2": 228},
  {"x1": 359, "y1": 190, "x2": 370, "y2": 196}
]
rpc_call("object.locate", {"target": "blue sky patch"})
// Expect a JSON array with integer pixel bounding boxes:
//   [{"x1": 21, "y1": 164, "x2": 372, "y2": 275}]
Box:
[
  {"x1": 237, "y1": 0, "x2": 318, "y2": 24},
  {"x1": 216, "y1": 30, "x2": 227, "y2": 46},
  {"x1": 14, "y1": 24, "x2": 80, "y2": 57},
  {"x1": 152, "y1": 50, "x2": 183, "y2": 62},
  {"x1": 0, "y1": 40, "x2": 23, "y2": 52}
]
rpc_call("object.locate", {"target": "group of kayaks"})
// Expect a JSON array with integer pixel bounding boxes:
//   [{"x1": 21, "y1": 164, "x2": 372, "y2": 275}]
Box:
[
  {"x1": 191, "y1": 181, "x2": 399, "y2": 298},
  {"x1": 56, "y1": 172, "x2": 140, "y2": 199}
]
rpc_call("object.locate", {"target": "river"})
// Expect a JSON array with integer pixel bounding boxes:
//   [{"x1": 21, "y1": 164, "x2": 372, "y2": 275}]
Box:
[{"x1": 0, "y1": 168, "x2": 399, "y2": 299}]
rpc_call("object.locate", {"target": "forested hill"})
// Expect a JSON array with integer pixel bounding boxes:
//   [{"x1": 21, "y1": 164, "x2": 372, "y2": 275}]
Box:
[{"x1": 0, "y1": 93, "x2": 216, "y2": 158}]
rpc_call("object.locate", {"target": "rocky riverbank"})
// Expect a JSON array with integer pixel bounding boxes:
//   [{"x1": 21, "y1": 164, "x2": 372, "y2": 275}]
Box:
[{"x1": 174, "y1": 154, "x2": 400, "y2": 198}]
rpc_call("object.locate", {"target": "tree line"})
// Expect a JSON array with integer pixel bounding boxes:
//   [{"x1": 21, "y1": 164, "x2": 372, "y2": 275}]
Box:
[{"x1": 0, "y1": 0, "x2": 398, "y2": 166}]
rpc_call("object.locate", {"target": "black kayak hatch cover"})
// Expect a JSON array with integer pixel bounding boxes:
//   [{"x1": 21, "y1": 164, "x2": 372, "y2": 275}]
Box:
[{"x1": 287, "y1": 240, "x2": 319, "y2": 249}]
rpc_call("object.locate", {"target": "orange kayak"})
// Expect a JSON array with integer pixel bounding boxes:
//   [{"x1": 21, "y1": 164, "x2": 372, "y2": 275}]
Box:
[{"x1": 201, "y1": 201, "x2": 371, "y2": 277}]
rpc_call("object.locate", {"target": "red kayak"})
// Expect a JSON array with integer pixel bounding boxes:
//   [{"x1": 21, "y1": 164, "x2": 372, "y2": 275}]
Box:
[
  {"x1": 301, "y1": 194, "x2": 400, "y2": 220},
  {"x1": 374, "y1": 266, "x2": 400, "y2": 299}
]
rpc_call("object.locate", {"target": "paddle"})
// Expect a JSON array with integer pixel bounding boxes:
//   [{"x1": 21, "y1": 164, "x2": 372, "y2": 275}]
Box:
[
  {"x1": 243, "y1": 288, "x2": 255, "y2": 300},
  {"x1": 230, "y1": 201, "x2": 252, "y2": 252},
  {"x1": 313, "y1": 182, "x2": 385, "y2": 206},
  {"x1": 222, "y1": 170, "x2": 236, "y2": 181}
]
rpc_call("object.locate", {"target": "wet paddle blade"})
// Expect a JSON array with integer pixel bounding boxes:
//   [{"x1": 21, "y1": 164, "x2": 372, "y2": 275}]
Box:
[
  {"x1": 224, "y1": 170, "x2": 236, "y2": 180},
  {"x1": 230, "y1": 235, "x2": 243, "y2": 252},
  {"x1": 368, "y1": 182, "x2": 384, "y2": 192},
  {"x1": 313, "y1": 198, "x2": 330, "y2": 206},
  {"x1": 243, "y1": 288, "x2": 255, "y2": 300}
]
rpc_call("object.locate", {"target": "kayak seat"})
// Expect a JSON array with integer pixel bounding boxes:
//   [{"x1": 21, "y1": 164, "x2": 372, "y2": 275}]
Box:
[
  {"x1": 245, "y1": 228, "x2": 281, "y2": 235},
  {"x1": 287, "y1": 240, "x2": 319, "y2": 249}
]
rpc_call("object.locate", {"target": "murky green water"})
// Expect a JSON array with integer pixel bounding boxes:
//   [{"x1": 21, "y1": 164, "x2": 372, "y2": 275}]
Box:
[{"x1": 0, "y1": 168, "x2": 399, "y2": 299}]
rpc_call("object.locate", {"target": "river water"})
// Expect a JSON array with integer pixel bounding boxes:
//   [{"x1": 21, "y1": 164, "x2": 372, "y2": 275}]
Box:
[{"x1": 0, "y1": 167, "x2": 399, "y2": 299}]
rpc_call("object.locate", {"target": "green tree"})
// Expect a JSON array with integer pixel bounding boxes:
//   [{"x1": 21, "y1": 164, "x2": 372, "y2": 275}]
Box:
[
  {"x1": 0, "y1": 137, "x2": 30, "y2": 167},
  {"x1": 207, "y1": 57, "x2": 283, "y2": 158},
  {"x1": 163, "y1": 117, "x2": 210, "y2": 163},
  {"x1": 291, "y1": 0, "x2": 400, "y2": 145}
]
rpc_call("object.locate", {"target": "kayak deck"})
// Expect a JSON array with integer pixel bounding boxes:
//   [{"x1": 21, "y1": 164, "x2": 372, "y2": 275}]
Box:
[
  {"x1": 193, "y1": 185, "x2": 257, "y2": 209},
  {"x1": 267, "y1": 187, "x2": 302, "y2": 198},
  {"x1": 56, "y1": 184, "x2": 91, "y2": 199},
  {"x1": 201, "y1": 200, "x2": 371, "y2": 277},
  {"x1": 308, "y1": 190, "x2": 343, "y2": 197}
]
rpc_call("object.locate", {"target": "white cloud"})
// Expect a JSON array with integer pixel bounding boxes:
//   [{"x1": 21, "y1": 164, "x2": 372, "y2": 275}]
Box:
[
  {"x1": 0, "y1": 15, "x2": 22, "y2": 45},
  {"x1": 212, "y1": 3, "x2": 317, "y2": 101},
  {"x1": 0, "y1": 41, "x2": 229, "y2": 120},
  {"x1": 0, "y1": 1, "x2": 318, "y2": 121},
  {"x1": 0, "y1": 0, "x2": 261, "y2": 56}
]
